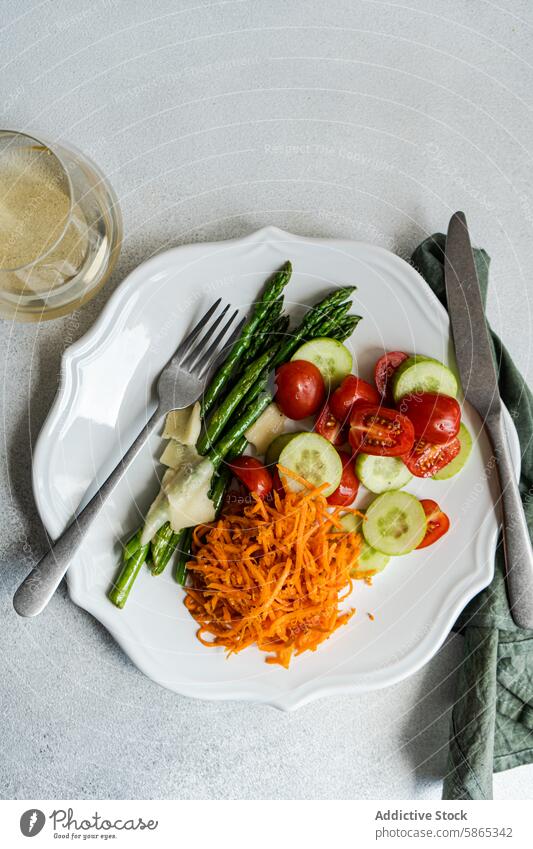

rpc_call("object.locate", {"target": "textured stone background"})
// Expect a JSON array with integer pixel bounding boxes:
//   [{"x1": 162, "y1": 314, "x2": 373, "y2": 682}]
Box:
[{"x1": 1, "y1": 0, "x2": 531, "y2": 799}]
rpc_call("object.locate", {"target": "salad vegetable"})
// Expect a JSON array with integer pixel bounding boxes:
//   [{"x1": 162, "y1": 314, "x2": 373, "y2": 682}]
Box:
[
  {"x1": 338, "y1": 513, "x2": 390, "y2": 575},
  {"x1": 326, "y1": 451, "x2": 359, "y2": 506},
  {"x1": 349, "y1": 405, "x2": 415, "y2": 456},
  {"x1": 184, "y1": 467, "x2": 360, "y2": 668},
  {"x1": 433, "y1": 423, "x2": 472, "y2": 480},
  {"x1": 403, "y1": 435, "x2": 461, "y2": 478},
  {"x1": 200, "y1": 261, "x2": 292, "y2": 416},
  {"x1": 363, "y1": 491, "x2": 427, "y2": 556},
  {"x1": 374, "y1": 351, "x2": 409, "y2": 402},
  {"x1": 392, "y1": 355, "x2": 458, "y2": 403},
  {"x1": 228, "y1": 456, "x2": 273, "y2": 499},
  {"x1": 314, "y1": 402, "x2": 345, "y2": 445},
  {"x1": 399, "y1": 392, "x2": 461, "y2": 444},
  {"x1": 274, "y1": 359, "x2": 325, "y2": 419},
  {"x1": 290, "y1": 337, "x2": 352, "y2": 388},
  {"x1": 278, "y1": 432, "x2": 343, "y2": 497},
  {"x1": 264, "y1": 431, "x2": 300, "y2": 467},
  {"x1": 330, "y1": 374, "x2": 380, "y2": 423},
  {"x1": 355, "y1": 453, "x2": 412, "y2": 494},
  {"x1": 416, "y1": 499, "x2": 450, "y2": 549}
]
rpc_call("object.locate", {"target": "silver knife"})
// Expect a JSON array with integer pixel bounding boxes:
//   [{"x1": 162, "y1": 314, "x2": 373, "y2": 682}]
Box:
[{"x1": 445, "y1": 211, "x2": 533, "y2": 629}]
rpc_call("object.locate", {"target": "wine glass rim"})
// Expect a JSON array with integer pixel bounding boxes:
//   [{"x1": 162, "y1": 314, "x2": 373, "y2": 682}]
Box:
[{"x1": 0, "y1": 128, "x2": 75, "y2": 273}]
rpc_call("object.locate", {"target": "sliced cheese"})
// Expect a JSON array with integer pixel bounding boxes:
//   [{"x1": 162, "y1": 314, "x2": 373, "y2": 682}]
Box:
[
  {"x1": 162, "y1": 401, "x2": 201, "y2": 445},
  {"x1": 163, "y1": 454, "x2": 215, "y2": 532},
  {"x1": 160, "y1": 440, "x2": 192, "y2": 469},
  {"x1": 245, "y1": 402, "x2": 286, "y2": 455},
  {"x1": 140, "y1": 490, "x2": 170, "y2": 546}
]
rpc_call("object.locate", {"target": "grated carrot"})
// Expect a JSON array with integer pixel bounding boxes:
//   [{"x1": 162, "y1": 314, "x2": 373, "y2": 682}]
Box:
[{"x1": 184, "y1": 465, "x2": 362, "y2": 668}]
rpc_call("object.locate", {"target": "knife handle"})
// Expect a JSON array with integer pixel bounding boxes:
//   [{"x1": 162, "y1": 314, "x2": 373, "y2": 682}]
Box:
[{"x1": 485, "y1": 413, "x2": 533, "y2": 629}]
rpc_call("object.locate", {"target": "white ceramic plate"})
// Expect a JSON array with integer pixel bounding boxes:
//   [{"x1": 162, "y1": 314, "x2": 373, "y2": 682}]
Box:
[{"x1": 33, "y1": 227, "x2": 520, "y2": 710}]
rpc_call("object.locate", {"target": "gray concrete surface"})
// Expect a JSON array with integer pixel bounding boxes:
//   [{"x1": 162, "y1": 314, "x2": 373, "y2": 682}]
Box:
[{"x1": 1, "y1": 0, "x2": 532, "y2": 799}]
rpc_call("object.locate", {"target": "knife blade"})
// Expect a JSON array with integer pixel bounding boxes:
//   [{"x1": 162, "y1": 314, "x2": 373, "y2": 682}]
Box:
[
  {"x1": 445, "y1": 211, "x2": 533, "y2": 629},
  {"x1": 444, "y1": 212, "x2": 500, "y2": 419}
]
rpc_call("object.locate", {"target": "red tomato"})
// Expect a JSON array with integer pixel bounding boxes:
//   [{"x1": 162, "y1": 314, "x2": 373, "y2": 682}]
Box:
[
  {"x1": 275, "y1": 360, "x2": 326, "y2": 420},
  {"x1": 349, "y1": 405, "x2": 415, "y2": 457},
  {"x1": 315, "y1": 403, "x2": 345, "y2": 446},
  {"x1": 223, "y1": 483, "x2": 253, "y2": 511},
  {"x1": 330, "y1": 375, "x2": 380, "y2": 424},
  {"x1": 374, "y1": 351, "x2": 409, "y2": 402},
  {"x1": 327, "y1": 451, "x2": 360, "y2": 506},
  {"x1": 416, "y1": 499, "x2": 450, "y2": 549},
  {"x1": 403, "y1": 437, "x2": 460, "y2": 478},
  {"x1": 398, "y1": 392, "x2": 460, "y2": 444},
  {"x1": 228, "y1": 456, "x2": 273, "y2": 498},
  {"x1": 272, "y1": 468, "x2": 285, "y2": 498}
]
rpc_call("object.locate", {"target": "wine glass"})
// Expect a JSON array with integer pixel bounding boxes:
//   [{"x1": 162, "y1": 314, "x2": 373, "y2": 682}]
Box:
[{"x1": 0, "y1": 129, "x2": 122, "y2": 321}]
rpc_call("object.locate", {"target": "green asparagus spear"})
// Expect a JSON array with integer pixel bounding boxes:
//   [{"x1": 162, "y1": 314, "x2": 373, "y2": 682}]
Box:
[
  {"x1": 331, "y1": 314, "x2": 362, "y2": 340},
  {"x1": 209, "y1": 392, "x2": 272, "y2": 471},
  {"x1": 240, "y1": 303, "x2": 287, "y2": 367},
  {"x1": 122, "y1": 530, "x2": 142, "y2": 560},
  {"x1": 174, "y1": 527, "x2": 193, "y2": 586},
  {"x1": 108, "y1": 540, "x2": 150, "y2": 608},
  {"x1": 196, "y1": 348, "x2": 275, "y2": 454},
  {"x1": 151, "y1": 529, "x2": 182, "y2": 576},
  {"x1": 200, "y1": 261, "x2": 291, "y2": 415},
  {"x1": 320, "y1": 312, "x2": 362, "y2": 340},
  {"x1": 149, "y1": 524, "x2": 178, "y2": 576},
  {"x1": 272, "y1": 286, "x2": 356, "y2": 366}
]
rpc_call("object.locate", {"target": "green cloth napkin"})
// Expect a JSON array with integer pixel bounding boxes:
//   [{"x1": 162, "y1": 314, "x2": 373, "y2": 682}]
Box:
[{"x1": 411, "y1": 234, "x2": 533, "y2": 800}]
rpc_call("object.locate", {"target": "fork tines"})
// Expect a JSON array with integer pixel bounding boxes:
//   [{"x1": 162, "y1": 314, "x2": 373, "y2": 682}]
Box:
[{"x1": 179, "y1": 299, "x2": 242, "y2": 379}]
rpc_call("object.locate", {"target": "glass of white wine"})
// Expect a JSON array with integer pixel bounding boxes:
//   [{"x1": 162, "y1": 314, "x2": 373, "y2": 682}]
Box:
[{"x1": 0, "y1": 130, "x2": 122, "y2": 321}]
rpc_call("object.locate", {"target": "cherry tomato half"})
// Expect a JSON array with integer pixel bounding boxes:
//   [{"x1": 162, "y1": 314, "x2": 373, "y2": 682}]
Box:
[
  {"x1": 330, "y1": 375, "x2": 380, "y2": 424},
  {"x1": 403, "y1": 437, "x2": 460, "y2": 478},
  {"x1": 315, "y1": 403, "x2": 345, "y2": 446},
  {"x1": 327, "y1": 451, "x2": 360, "y2": 506},
  {"x1": 223, "y1": 485, "x2": 253, "y2": 512},
  {"x1": 349, "y1": 405, "x2": 415, "y2": 457},
  {"x1": 398, "y1": 392, "x2": 461, "y2": 444},
  {"x1": 416, "y1": 499, "x2": 450, "y2": 549},
  {"x1": 272, "y1": 467, "x2": 286, "y2": 498},
  {"x1": 228, "y1": 456, "x2": 273, "y2": 498},
  {"x1": 374, "y1": 351, "x2": 409, "y2": 402},
  {"x1": 275, "y1": 360, "x2": 326, "y2": 420}
]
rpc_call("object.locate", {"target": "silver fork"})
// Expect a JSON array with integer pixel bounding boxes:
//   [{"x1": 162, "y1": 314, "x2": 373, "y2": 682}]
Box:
[{"x1": 13, "y1": 299, "x2": 242, "y2": 618}]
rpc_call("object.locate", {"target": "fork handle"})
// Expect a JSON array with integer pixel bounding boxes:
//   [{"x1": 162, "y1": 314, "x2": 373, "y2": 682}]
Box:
[
  {"x1": 485, "y1": 412, "x2": 533, "y2": 630},
  {"x1": 13, "y1": 408, "x2": 161, "y2": 617}
]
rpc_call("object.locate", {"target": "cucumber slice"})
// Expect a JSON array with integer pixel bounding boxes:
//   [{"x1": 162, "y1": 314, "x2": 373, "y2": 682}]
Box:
[
  {"x1": 363, "y1": 491, "x2": 427, "y2": 555},
  {"x1": 392, "y1": 355, "x2": 458, "y2": 403},
  {"x1": 355, "y1": 454, "x2": 412, "y2": 494},
  {"x1": 264, "y1": 432, "x2": 300, "y2": 467},
  {"x1": 338, "y1": 513, "x2": 390, "y2": 574},
  {"x1": 433, "y1": 423, "x2": 472, "y2": 480},
  {"x1": 291, "y1": 337, "x2": 352, "y2": 388},
  {"x1": 278, "y1": 432, "x2": 342, "y2": 496}
]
